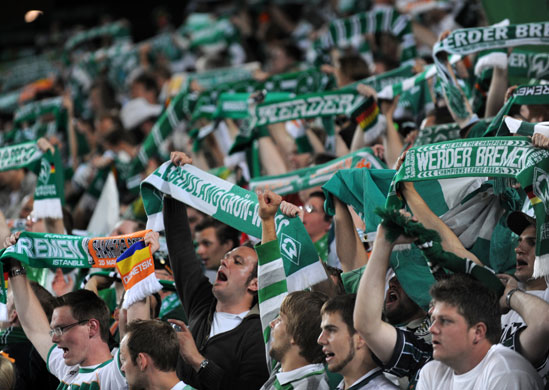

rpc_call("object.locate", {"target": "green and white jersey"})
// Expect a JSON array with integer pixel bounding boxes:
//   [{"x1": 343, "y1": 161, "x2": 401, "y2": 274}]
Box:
[
  {"x1": 47, "y1": 344, "x2": 127, "y2": 390},
  {"x1": 260, "y1": 362, "x2": 329, "y2": 390}
]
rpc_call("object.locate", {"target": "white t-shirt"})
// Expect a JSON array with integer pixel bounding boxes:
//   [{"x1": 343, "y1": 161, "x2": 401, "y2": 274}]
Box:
[
  {"x1": 47, "y1": 344, "x2": 127, "y2": 390},
  {"x1": 209, "y1": 310, "x2": 249, "y2": 338},
  {"x1": 416, "y1": 344, "x2": 543, "y2": 390}
]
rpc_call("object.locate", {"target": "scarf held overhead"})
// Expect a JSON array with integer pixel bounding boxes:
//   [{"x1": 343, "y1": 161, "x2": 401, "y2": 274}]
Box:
[
  {"x1": 387, "y1": 136, "x2": 549, "y2": 277},
  {"x1": 141, "y1": 162, "x2": 327, "y2": 291}
]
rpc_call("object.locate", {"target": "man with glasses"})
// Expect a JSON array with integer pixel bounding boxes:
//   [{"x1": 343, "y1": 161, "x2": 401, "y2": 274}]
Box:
[
  {"x1": 302, "y1": 191, "x2": 333, "y2": 262},
  {"x1": 5, "y1": 250, "x2": 127, "y2": 389}
]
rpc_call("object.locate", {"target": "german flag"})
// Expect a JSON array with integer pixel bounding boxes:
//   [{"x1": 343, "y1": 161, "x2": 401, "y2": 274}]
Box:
[
  {"x1": 524, "y1": 185, "x2": 542, "y2": 206},
  {"x1": 351, "y1": 97, "x2": 379, "y2": 131}
]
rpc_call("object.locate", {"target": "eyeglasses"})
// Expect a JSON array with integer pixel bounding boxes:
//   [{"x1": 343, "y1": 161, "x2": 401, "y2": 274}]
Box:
[
  {"x1": 303, "y1": 204, "x2": 320, "y2": 214},
  {"x1": 49, "y1": 320, "x2": 89, "y2": 337}
]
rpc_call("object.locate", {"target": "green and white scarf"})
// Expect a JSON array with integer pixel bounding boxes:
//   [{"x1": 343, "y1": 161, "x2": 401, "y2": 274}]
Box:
[
  {"x1": 180, "y1": 62, "x2": 261, "y2": 92},
  {"x1": 508, "y1": 48, "x2": 549, "y2": 83},
  {"x1": 501, "y1": 117, "x2": 549, "y2": 137},
  {"x1": 0, "y1": 55, "x2": 56, "y2": 92},
  {"x1": 13, "y1": 97, "x2": 64, "y2": 127},
  {"x1": 434, "y1": 22, "x2": 549, "y2": 120},
  {"x1": 343, "y1": 63, "x2": 415, "y2": 92},
  {"x1": 189, "y1": 67, "x2": 335, "y2": 121},
  {"x1": 387, "y1": 136, "x2": 549, "y2": 277},
  {"x1": 377, "y1": 55, "x2": 461, "y2": 100},
  {"x1": 0, "y1": 141, "x2": 42, "y2": 172},
  {"x1": 33, "y1": 149, "x2": 65, "y2": 219},
  {"x1": 249, "y1": 148, "x2": 386, "y2": 195},
  {"x1": 141, "y1": 162, "x2": 327, "y2": 291},
  {"x1": 314, "y1": 7, "x2": 416, "y2": 66},
  {"x1": 248, "y1": 90, "x2": 365, "y2": 129},
  {"x1": 64, "y1": 20, "x2": 131, "y2": 51},
  {"x1": 414, "y1": 122, "x2": 461, "y2": 147},
  {"x1": 126, "y1": 93, "x2": 185, "y2": 192},
  {"x1": 487, "y1": 84, "x2": 549, "y2": 136}
]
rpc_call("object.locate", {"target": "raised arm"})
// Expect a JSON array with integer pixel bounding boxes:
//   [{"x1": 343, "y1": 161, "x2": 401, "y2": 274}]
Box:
[
  {"x1": 4, "y1": 234, "x2": 53, "y2": 362},
  {"x1": 333, "y1": 196, "x2": 367, "y2": 273},
  {"x1": 354, "y1": 223, "x2": 403, "y2": 364},
  {"x1": 499, "y1": 274, "x2": 549, "y2": 366},
  {"x1": 400, "y1": 180, "x2": 481, "y2": 264},
  {"x1": 165, "y1": 152, "x2": 213, "y2": 317}
]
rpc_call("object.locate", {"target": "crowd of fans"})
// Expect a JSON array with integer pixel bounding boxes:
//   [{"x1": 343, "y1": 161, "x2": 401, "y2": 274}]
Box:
[{"x1": 0, "y1": 0, "x2": 548, "y2": 389}]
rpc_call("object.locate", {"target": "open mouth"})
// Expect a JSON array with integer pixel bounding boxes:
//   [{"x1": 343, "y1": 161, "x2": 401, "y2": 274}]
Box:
[
  {"x1": 386, "y1": 290, "x2": 399, "y2": 304},
  {"x1": 217, "y1": 271, "x2": 228, "y2": 282},
  {"x1": 324, "y1": 351, "x2": 335, "y2": 361},
  {"x1": 516, "y1": 259, "x2": 528, "y2": 267}
]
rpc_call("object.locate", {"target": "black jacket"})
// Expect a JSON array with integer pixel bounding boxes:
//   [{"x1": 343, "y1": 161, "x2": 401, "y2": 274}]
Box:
[{"x1": 163, "y1": 197, "x2": 269, "y2": 390}]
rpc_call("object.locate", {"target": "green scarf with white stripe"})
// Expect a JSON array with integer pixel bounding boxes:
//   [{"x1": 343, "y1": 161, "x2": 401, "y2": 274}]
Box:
[
  {"x1": 249, "y1": 148, "x2": 386, "y2": 195},
  {"x1": 433, "y1": 22, "x2": 549, "y2": 120},
  {"x1": 64, "y1": 20, "x2": 130, "y2": 51},
  {"x1": 487, "y1": 84, "x2": 549, "y2": 136},
  {"x1": 387, "y1": 136, "x2": 549, "y2": 277},
  {"x1": 314, "y1": 7, "x2": 416, "y2": 66},
  {"x1": 141, "y1": 162, "x2": 327, "y2": 292}
]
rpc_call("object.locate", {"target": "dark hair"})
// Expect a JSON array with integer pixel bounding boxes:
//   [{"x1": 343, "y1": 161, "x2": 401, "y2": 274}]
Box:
[
  {"x1": 430, "y1": 274, "x2": 501, "y2": 344},
  {"x1": 196, "y1": 218, "x2": 240, "y2": 250},
  {"x1": 133, "y1": 72, "x2": 159, "y2": 97},
  {"x1": 338, "y1": 51, "x2": 370, "y2": 82},
  {"x1": 525, "y1": 104, "x2": 549, "y2": 121},
  {"x1": 90, "y1": 78, "x2": 118, "y2": 111},
  {"x1": 54, "y1": 290, "x2": 110, "y2": 342},
  {"x1": 321, "y1": 294, "x2": 356, "y2": 334},
  {"x1": 125, "y1": 320, "x2": 179, "y2": 371},
  {"x1": 280, "y1": 291, "x2": 328, "y2": 364}
]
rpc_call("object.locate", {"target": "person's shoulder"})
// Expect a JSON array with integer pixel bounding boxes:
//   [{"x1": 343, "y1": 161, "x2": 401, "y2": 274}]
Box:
[
  {"x1": 485, "y1": 344, "x2": 539, "y2": 375},
  {"x1": 418, "y1": 359, "x2": 451, "y2": 381}
]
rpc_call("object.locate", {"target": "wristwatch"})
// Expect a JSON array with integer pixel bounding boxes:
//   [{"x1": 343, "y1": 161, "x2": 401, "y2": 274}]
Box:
[
  {"x1": 198, "y1": 359, "x2": 209, "y2": 372},
  {"x1": 506, "y1": 287, "x2": 521, "y2": 309},
  {"x1": 8, "y1": 268, "x2": 26, "y2": 278}
]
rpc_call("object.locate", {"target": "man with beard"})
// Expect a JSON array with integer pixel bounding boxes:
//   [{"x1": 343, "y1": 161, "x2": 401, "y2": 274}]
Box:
[
  {"x1": 256, "y1": 189, "x2": 330, "y2": 390},
  {"x1": 318, "y1": 294, "x2": 398, "y2": 389},
  {"x1": 165, "y1": 152, "x2": 269, "y2": 390},
  {"x1": 195, "y1": 218, "x2": 240, "y2": 284}
]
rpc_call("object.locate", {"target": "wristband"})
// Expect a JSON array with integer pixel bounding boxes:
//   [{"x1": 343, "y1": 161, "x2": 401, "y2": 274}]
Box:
[{"x1": 506, "y1": 287, "x2": 521, "y2": 309}]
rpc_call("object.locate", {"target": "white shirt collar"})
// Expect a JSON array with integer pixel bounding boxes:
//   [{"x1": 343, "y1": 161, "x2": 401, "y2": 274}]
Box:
[{"x1": 275, "y1": 363, "x2": 325, "y2": 385}]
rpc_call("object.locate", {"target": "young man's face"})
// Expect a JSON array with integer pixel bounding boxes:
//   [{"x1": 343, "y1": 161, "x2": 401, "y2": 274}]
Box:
[
  {"x1": 302, "y1": 196, "x2": 331, "y2": 242},
  {"x1": 212, "y1": 246, "x2": 257, "y2": 302},
  {"x1": 383, "y1": 277, "x2": 421, "y2": 325},
  {"x1": 196, "y1": 227, "x2": 230, "y2": 270},
  {"x1": 269, "y1": 312, "x2": 292, "y2": 362},
  {"x1": 120, "y1": 335, "x2": 145, "y2": 389},
  {"x1": 515, "y1": 225, "x2": 536, "y2": 283},
  {"x1": 318, "y1": 311, "x2": 356, "y2": 375},
  {"x1": 50, "y1": 306, "x2": 92, "y2": 366},
  {"x1": 429, "y1": 302, "x2": 475, "y2": 369}
]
